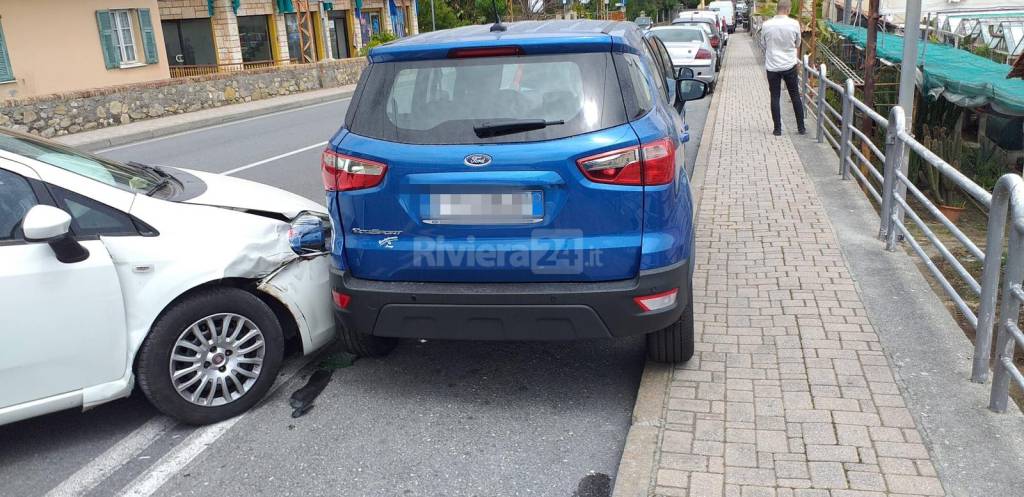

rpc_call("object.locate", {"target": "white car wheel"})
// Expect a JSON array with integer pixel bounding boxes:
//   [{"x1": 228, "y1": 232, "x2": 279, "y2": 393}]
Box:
[{"x1": 137, "y1": 287, "x2": 283, "y2": 425}]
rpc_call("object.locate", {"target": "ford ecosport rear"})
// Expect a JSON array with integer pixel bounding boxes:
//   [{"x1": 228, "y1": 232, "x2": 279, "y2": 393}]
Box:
[{"x1": 323, "y1": 20, "x2": 704, "y2": 362}]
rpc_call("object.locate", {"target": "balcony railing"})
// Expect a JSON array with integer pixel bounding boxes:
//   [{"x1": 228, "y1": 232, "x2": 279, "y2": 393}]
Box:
[{"x1": 169, "y1": 60, "x2": 283, "y2": 79}]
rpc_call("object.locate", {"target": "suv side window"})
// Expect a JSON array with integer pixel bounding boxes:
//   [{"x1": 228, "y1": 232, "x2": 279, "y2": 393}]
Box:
[
  {"x1": 49, "y1": 186, "x2": 137, "y2": 237},
  {"x1": 641, "y1": 40, "x2": 670, "y2": 103},
  {"x1": 616, "y1": 53, "x2": 655, "y2": 119},
  {"x1": 650, "y1": 37, "x2": 677, "y2": 82},
  {"x1": 0, "y1": 168, "x2": 38, "y2": 243}
]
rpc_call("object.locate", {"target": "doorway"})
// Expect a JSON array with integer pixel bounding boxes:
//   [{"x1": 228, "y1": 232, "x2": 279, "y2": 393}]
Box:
[
  {"x1": 161, "y1": 18, "x2": 216, "y2": 66},
  {"x1": 328, "y1": 10, "x2": 351, "y2": 59}
]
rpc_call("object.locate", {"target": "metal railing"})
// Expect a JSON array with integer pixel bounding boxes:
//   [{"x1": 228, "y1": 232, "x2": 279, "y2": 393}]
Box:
[
  {"x1": 169, "y1": 60, "x2": 282, "y2": 78},
  {"x1": 798, "y1": 55, "x2": 1024, "y2": 413}
]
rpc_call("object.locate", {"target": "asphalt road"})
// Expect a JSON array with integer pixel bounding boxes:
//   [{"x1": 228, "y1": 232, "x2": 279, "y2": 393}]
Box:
[{"x1": 0, "y1": 91, "x2": 711, "y2": 497}]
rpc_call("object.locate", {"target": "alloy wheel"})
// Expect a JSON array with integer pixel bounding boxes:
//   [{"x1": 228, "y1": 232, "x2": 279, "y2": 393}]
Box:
[{"x1": 168, "y1": 313, "x2": 266, "y2": 407}]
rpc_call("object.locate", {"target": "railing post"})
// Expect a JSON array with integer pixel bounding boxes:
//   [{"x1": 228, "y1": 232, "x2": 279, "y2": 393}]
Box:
[
  {"x1": 802, "y1": 55, "x2": 811, "y2": 108},
  {"x1": 880, "y1": 106, "x2": 905, "y2": 247},
  {"x1": 974, "y1": 175, "x2": 1020, "y2": 383},
  {"x1": 838, "y1": 79, "x2": 854, "y2": 179},
  {"x1": 990, "y1": 222, "x2": 1024, "y2": 412},
  {"x1": 816, "y1": 64, "x2": 827, "y2": 143}
]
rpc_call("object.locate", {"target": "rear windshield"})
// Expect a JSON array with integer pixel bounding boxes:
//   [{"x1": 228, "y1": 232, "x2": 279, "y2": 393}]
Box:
[
  {"x1": 652, "y1": 29, "x2": 705, "y2": 43},
  {"x1": 348, "y1": 52, "x2": 628, "y2": 145}
]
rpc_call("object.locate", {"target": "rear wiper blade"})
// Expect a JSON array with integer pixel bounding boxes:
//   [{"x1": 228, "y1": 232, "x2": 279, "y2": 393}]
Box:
[{"x1": 473, "y1": 119, "x2": 565, "y2": 138}]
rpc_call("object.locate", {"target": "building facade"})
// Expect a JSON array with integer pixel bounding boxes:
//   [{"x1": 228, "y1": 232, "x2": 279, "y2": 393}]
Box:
[
  {"x1": 0, "y1": 0, "x2": 415, "y2": 99},
  {"x1": 0, "y1": 0, "x2": 171, "y2": 99},
  {"x1": 158, "y1": 0, "x2": 418, "y2": 76}
]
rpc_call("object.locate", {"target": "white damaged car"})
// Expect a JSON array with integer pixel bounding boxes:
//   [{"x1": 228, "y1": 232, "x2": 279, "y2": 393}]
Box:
[{"x1": 0, "y1": 129, "x2": 334, "y2": 426}]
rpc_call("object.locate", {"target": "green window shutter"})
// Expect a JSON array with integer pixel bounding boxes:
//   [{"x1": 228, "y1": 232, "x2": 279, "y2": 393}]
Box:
[
  {"x1": 0, "y1": 22, "x2": 14, "y2": 82},
  {"x1": 95, "y1": 10, "x2": 120, "y2": 69},
  {"x1": 138, "y1": 8, "x2": 158, "y2": 64}
]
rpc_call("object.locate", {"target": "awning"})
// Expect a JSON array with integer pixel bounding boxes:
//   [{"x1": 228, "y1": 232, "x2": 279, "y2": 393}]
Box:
[{"x1": 829, "y1": 21, "x2": 1024, "y2": 116}]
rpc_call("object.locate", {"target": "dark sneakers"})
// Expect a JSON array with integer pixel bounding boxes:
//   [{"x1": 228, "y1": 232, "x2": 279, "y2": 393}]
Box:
[
  {"x1": 773, "y1": 128, "x2": 782, "y2": 136},
  {"x1": 798, "y1": 126, "x2": 807, "y2": 135}
]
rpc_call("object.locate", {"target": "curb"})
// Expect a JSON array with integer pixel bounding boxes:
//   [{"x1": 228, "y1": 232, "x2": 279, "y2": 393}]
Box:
[
  {"x1": 610, "y1": 48, "x2": 728, "y2": 497},
  {"x1": 56, "y1": 88, "x2": 355, "y2": 152}
]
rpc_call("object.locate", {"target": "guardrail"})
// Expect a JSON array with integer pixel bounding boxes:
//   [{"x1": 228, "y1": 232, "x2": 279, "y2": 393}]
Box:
[{"x1": 797, "y1": 55, "x2": 1024, "y2": 413}]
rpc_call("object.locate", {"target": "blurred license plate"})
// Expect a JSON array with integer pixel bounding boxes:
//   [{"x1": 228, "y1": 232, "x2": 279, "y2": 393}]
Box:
[{"x1": 424, "y1": 192, "x2": 543, "y2": 225}]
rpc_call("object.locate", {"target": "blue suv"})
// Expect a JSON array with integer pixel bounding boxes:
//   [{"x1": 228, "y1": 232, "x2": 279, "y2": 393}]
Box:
[{"x1": 322, "y1": 20, "x2": 707, "y2": 362}]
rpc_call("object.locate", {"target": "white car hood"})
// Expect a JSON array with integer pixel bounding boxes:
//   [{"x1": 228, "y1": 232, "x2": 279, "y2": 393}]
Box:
[{"x1": 177, "y1": 168, "x2": 326, "y2": 218}]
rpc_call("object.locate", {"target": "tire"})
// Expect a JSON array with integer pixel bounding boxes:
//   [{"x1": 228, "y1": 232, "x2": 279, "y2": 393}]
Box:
[
  {"x1": 337, "y1": 323, "x2": 397, "y2": 358},
  {"x1": 646, "y1": 289, "x2": 695, "y2": 363},
  {"x1": 136, "y1": 287, "x2": 284, "y2": 425},
  {"x1": 708, "y1": 81, "x2": 717, "y2": 94}
]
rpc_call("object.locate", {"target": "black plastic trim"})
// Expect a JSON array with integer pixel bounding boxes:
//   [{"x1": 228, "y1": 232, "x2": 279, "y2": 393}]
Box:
[{"x1": 331, "y1": 259, "x2": 690, "y2": 341}]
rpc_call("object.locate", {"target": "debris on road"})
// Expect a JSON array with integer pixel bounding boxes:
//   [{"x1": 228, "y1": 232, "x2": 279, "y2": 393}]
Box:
[{"x1": 289, "y1": 369, "x2": 333, "y2": 418}]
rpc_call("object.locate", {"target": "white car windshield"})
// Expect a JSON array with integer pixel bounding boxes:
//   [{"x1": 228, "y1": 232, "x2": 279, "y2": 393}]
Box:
[
  {"x1": 653, "y1": 28, "x2": 705, "y2": 43},
  {"x1": 0, "y1": 132, "x2": 166, "y2": 195}
]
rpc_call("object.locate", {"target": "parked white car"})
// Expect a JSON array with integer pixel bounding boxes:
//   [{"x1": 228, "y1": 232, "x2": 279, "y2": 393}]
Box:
[
  {"x1": 0, "y1": 129, "x2": 334, "y2": 426},
  {"x1": 651, "y1": 25, "x2": 719, "y2": 92},
  {"x1": 708, "y1": 0, "x2": 737, "y2": 33}
]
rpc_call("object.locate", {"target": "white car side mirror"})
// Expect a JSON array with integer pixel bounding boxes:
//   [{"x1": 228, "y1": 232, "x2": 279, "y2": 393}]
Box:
[
  {"x1": 22, "y1": 205, "x2": 89, "y2": 263},
  {"x1": 23, "y1": 205, "x2": 71, "y2": 242}
]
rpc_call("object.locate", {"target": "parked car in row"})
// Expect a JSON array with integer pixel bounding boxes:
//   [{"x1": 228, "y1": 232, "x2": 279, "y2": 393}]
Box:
[
  {"x1": 673, "y1": 11, "x2": 727, "y2": 70},
  {"x1": 634, "y1": 14, "x2": 654, "y2": 31},
  {"x1": 708, "y1": 0, "x2": 737, "y2": 33},
  {"x1": 0, "y1": 130, "x2": 334, "y2": 426},
  {"x1": 323, "y1": 20, "x2": 707, "y2": 363},
  {"x1": 736, "y1": 1, "x2": 751, "y2": 30},
  {"x1": 651, "y1": 25, "x2": 719, "y2": 93}
]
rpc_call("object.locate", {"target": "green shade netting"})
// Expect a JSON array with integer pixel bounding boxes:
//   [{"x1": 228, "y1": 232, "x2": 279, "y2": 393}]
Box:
[{"x1": 828, "y1": 21, "x2": 1024, "y2": 116}]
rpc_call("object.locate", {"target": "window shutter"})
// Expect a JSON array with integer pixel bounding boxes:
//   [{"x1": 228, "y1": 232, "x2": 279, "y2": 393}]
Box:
[
  {"x1": 0, "y1": 22, "x2": 14, "y2": 82},
  {"x1": 138, "y1": 8, "x2": 158, "y2": 64},
  {"x1": 95, "y1": 10, "x2": 120, "y2": 69}
]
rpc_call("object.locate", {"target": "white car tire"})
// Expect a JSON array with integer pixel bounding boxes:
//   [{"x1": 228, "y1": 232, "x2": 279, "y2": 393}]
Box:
[{"x1": 136, "y1": 287, "x2": 284, "y2": 425}]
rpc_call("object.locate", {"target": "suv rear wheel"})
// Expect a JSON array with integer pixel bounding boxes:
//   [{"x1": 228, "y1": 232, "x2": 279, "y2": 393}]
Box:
[
  {"x1": 338, "y1": 324, "x2": 397, "y2": 358},
  {"x1": 646, "y1": 290, "x2": 694, "y2": 363}
]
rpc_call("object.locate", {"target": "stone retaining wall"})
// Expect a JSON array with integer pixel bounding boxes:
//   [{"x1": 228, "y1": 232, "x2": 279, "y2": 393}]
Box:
[{"x1": 0, "y1": 58, "x2": 367, "y2": 138}]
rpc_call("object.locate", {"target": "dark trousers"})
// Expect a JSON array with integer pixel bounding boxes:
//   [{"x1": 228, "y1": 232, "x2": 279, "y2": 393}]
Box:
[{"x1": 767, "y1": 65, "x2": 805, "y2": 131}]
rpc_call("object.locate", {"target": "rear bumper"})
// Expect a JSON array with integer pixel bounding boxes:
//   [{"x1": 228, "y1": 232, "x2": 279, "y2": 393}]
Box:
[{"x1": 330, "y1": 260, "x2": 690, "y2": 341}]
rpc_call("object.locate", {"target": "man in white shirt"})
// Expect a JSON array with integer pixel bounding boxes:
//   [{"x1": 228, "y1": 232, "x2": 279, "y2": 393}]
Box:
[{"x1": 761, "y1": 0, "x2": 806, "y2": 135}]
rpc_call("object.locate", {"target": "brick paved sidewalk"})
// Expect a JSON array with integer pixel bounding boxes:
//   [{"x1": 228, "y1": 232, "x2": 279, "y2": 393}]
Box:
[{"x1": 651, "y1": 36, "x2": 946, "y2": 497}]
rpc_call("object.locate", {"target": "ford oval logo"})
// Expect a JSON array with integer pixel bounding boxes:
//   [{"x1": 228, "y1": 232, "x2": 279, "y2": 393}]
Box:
[{"x1": 464, "y1": 154, "x2": 492, "y2": 167}]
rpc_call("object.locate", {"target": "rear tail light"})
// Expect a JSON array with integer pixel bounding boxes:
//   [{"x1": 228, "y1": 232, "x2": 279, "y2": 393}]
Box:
[
  {"x1": 710, "y1": 36, "x2": 720, "y2": 48},
  {"x1": 576, "y1": 138, "x2": 676, "y2": 186},
  {"x1": 321, "y1": 149, "x2": 387, "y2": 191},
  {"x1": 577, "y1": 146, "x2": 642, "y2": 185},
  {"x1": 634, "y1": 289, "x2": 678, "y2": 312},
  {"x1": 640, "y1": 138, "x2": 675, "y2": 185},
  {"x1": 696, "y1": 48, "x2": 713, "y2": 60}
]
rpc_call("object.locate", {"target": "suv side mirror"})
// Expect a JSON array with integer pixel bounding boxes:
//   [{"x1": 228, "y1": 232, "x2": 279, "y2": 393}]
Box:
[
  {"x1": 23, "y1": 205, "x2": 89, "y2": 263},
  {"x1": 676, "y1": 79, "x2": 708, "y2": 103},
  {"x1": 676, "y1": 67, "x2": 695, "y2": 79}
]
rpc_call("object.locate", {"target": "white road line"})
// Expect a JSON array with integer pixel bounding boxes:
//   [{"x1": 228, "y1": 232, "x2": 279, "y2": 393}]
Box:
[
  {"x1": 43, "y1": 416, "x2": 176, "y2": 497},
  {"x1": 116, "y1": 356, "x2": 315, "y2": 497},
  {"x1": 95, "y1": 98, "x2": 349, "y2": 153},
  {"x1": 220, "y1": 141, "x2": 328, "y2": 176}
]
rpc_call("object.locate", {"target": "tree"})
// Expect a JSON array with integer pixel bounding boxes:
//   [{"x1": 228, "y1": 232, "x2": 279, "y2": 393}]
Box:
[{"x1": 417, "y1": 0, "x2": 470, "y2": 31}]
